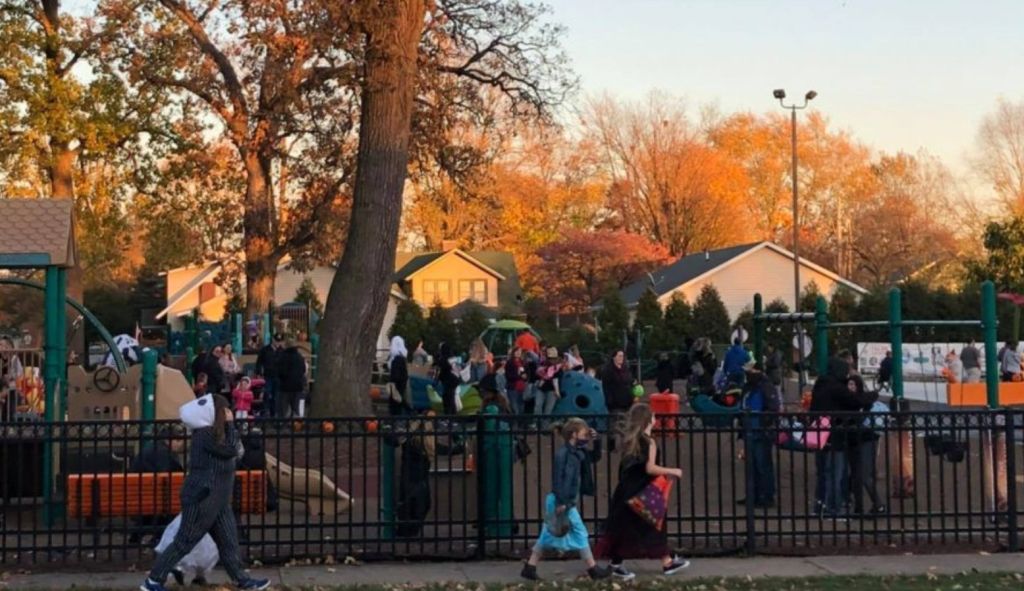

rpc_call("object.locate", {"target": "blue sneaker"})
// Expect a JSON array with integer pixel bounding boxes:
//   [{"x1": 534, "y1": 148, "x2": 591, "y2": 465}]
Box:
[
  {"x1": 139, "y1": 579, "x2": 167, "y2": 591},
  {"x1": 238, "y1": 578, "x2": 271, "y2": 590}
]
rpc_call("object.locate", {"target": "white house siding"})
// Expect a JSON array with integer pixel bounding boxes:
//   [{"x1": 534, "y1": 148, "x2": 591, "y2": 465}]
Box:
[{"x1": 656, "y1": 247, "x2": 844, "y2": 320}]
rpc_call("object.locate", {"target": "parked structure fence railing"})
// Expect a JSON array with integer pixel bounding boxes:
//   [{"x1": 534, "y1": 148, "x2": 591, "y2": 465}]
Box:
[{"x1": 1, "y1": 409, "x2": 1021, "y2": 566}]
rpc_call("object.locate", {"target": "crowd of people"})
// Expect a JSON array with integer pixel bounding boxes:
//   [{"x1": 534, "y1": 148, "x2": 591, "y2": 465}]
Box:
[{"x1": 189, "y1": 333, "x2": 309, "y2": 418}]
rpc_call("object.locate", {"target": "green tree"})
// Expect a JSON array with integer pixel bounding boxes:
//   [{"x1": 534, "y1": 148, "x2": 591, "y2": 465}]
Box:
[
  {"x1": 966, "y1": 216, "x2": 1024, "y2": 292},
  {"x1": 691, "y1": 284, "x2": 731, "y2": 345},
  {"x1": 597, "y1": 290, "x2": 630, "y2": 353},
  {"x1": 389, "y1": 299, "x2": 426, "y2": 348},
  {"x1": 634, "y1": 289, "x2": 663, "y2": 331},
  {"x1": 661, "y1": 293, "x2": 693, "y2": 351},
  {"x1": 294, "y1": 277, "x2": 325, "y2": 318},
  {"x1": 456, "y1": 301, "x2": 491, "y2": 355},
  {"x1": 424, "y1": 302, "x2": 457, "y2": 358},
  {"x1": 800, "y1": 280, "x2": 822, "y2": 312}
]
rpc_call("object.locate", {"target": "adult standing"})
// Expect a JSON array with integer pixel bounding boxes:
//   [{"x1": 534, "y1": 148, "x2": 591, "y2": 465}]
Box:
[
  {"x1": 764, "y1": 344, "x2": 784, "y2": 387},
  {"x1": 387, "y1": 336, "x2": 411, "y2": 416},
  {"x1": 434, "y1": 342, "x2": 460, "y2": 415},
  {"x1": 255, "y1": 334, "x2": 284, "y2": 416},
  {"x1": 602, "y1": 350, "x2": 634, "y2": 413},
  {"x1": 219, "y1": 343, "x2": 241, "y2": 391},
  {"x1": 1000, "y1": 340, "x2": 1021, "y2": 382},
  {"x1": 468, "y1": 338, "x2": 492, "y2": 383},
  {"x1": 534, "y1": 347, "x2": 563, "y2": 417},
  {"x1": 738, "y1": 362, "x2": 780, "y2": 509},
  {"x1": 276, "y1": 339, "x2": 308, "y2": 418},
  {"x1": 505, "y1": 347, "x2": 528, "y2": 414},
  {"x1": 960, "y1": 340, "x2": 982, "y2": 384}
]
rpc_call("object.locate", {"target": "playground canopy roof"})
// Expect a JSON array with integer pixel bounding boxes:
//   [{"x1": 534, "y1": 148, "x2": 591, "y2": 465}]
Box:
[{"x1": 0, "y1": 199, "x2": 77, "y2": 268}]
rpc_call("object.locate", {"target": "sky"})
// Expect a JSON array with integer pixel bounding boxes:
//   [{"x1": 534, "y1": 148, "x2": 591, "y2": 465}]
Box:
[{"x1": 549, "y1": 0, "x2": 1024, "y2": 183}]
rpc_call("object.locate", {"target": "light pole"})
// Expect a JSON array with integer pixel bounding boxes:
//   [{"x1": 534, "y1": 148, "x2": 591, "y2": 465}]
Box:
[
  {"x1": 774, "y1": 88, "x2": 817, "y2": 390},
  {"x1": 773, "y1": 89, "x2": 817, "y2": 311}
]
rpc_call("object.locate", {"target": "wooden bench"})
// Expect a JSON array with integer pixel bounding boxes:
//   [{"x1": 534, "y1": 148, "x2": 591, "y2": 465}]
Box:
[{"x1": 66, "y1": 470, "x2": 268, "y2": 519}]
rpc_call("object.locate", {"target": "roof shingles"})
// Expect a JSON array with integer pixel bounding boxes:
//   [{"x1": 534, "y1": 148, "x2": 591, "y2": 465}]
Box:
[{"x1": 0, "y1": 199, "x2": 76, "y2": 268}]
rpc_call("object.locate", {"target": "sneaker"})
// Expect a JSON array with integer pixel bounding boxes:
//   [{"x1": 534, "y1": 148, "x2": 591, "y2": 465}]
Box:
[
  {"x1": 139, "y1": 579, "x2": 167, "y2": 591},
  {"x1": 663, "y1": 557, "x2": 691, "y2": 575},
  {"x1": 521, "y1": 563, "x2": 541, "y2": 581},
  {"x1": 587, "y1": 565, "x2": 612, "y2": 580},
  {"x1": 237, "y1": 578, "x2": 271, "y2": 590},
  {"x1": 611, "y1": 564, "x2": 636, "y2": 581},
  {"x1": 170, "y1": 569, "x2": 185, "y2": 586}
]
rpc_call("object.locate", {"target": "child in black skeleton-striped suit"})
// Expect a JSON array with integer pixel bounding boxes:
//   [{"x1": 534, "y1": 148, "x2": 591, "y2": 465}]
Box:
[{"x1": 140, "y1": 395, "x2": 270, "y2": 591}]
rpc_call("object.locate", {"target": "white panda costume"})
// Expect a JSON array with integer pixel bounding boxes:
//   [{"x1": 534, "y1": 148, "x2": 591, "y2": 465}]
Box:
[
  {"x1": 103, "y1": 334, "x2": 141, "y2": 367},
  {"x1": 155, "y1": 394, "x2": 221, "y2": 585}
]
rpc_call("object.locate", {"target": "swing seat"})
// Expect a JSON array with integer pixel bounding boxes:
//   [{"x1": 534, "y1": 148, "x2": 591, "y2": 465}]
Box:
[{"x1": 690, "y1": 394, "x2": 740, "y2": 428}]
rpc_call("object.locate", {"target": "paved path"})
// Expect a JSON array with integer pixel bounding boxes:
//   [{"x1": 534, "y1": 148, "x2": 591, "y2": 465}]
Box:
[{"x1": 2, "y1": 553, "x2": 1024, "y2": 589}]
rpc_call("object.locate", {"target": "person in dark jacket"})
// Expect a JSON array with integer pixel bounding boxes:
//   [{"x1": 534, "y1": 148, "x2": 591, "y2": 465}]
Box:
[
  {"x1": 764, "y1": 344, "x2": 784, "y2": 386},
  {"x1": 810, "y1": 357, "x2": 877, "y2": 517},
  {"x1": 602, "y1": 350, "x2": 634, "y2": 412},
  {"x1": 396, "y1": 417, "x2": 434, "y2": 538},
  {"x1": 845, "y1": 379, "x2": 885, "y2": 516},
  {"x1": 654, "y1": 352, "x2": 675, "y2": 394},
  {"x1": 877, "y1": 350, "x2": 893, "y2": 388},
  {"x1": 738, "y1": 363, "x2": 780, "y2": 508},
  {"x1": 275, "y1": 339, "x2": 307, "y2": 418},
  {"x1": 387, "y1": 336, "x2": 411, "y2": 416},
  {"x1": 723, "y1": 339, "x2": 749, "y2": 386},
  {"x1": 140, "y1": 395, "x2": 269, "y2": 591},
  {"x1": 255, "y1": 334, "x2": 284, "y2": 416},
  {"x1": 191, "y1": 347, "x2": 225, "y2": 396},
  {"x1": 434, "y1": 342, "x2": 460, "y2": 415}
]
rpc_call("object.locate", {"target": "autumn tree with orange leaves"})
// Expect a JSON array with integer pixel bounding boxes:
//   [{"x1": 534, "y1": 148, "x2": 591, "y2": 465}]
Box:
[
  {"x1": 531, "y1": 229, "x2": 671, "y2": 316},
  {"x1": 583, "y1": 93, "x2": 751, "y2": 257}
]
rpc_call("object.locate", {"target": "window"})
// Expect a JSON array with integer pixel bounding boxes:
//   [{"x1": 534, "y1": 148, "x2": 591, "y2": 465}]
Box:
[
  {"x1": 422, "y1": 280, "x2": 451, "y2": 305},
  {"x1": 458, "y1": 279, "x2": 488, "y2": 304}
]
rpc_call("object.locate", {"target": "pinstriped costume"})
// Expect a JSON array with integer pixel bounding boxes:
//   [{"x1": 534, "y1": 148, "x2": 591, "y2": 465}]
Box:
[{"x1": 147, "y1": 424, "x2": 246, "y2": 584}]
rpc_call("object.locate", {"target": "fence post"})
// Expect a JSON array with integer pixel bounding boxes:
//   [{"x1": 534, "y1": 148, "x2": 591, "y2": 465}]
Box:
[
  {"x1": 814, "y1": 296, "x2": 829, "y2": 376},
  {"x1": 742, "y1": 410, "x2": 756, "y2": 556},
  {"x1": 889, "y1": 288, "x2": 914, "y2": 497},
  {"x1": 982, "y1": 281, "x2": 999, "y2": 408},
  {"x1": 475, "y1": 414, "x2": 487, "y2": 558},
  {"x1": 753, "y1": 294, "x2": 764, "y2": 371},
  {"x1": 380, "y1": 436, "x2": 395, "y2": 541},
  {"x1": 1004, "y1": 409, "x2": 1018, "y2": 551}
]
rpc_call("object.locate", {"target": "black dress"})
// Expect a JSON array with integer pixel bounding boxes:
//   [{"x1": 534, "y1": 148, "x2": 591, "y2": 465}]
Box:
[{"x1": 595, "y1": 436, "x2": 669, "y2": 561}]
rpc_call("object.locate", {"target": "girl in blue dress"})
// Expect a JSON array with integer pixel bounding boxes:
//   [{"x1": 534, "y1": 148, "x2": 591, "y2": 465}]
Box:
[{"x1": 521, "y1": 417, "x2": 611, "y2": 581}]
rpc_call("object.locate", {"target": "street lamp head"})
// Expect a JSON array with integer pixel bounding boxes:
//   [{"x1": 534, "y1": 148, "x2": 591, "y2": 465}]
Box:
[
  {"x1": 773, "y1": 89, "x2": 786, "y2": 100},
  {"x1": 805, "y1": 90, "x2": 818, "y2": 101}
]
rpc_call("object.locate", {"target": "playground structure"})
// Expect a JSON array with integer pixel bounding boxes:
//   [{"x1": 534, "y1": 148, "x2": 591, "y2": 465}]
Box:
[{"x1": 752, "y1": 280, "x2": 1009, "y2": 504}]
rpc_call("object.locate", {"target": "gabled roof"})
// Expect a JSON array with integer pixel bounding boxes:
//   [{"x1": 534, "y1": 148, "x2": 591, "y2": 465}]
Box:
[
  {"x1": 619, "y1": 241, "x2": 867, "y2": 306},
  {"x1": 0, "y1": 199, "x2": 77, "y2": 268},
  {"x1": 394, "y1": 249, "x2": 507, "y2": 281}
]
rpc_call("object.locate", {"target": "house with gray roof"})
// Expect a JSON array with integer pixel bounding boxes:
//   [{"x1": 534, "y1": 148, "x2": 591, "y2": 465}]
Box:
[{"x1": 618, "y1": 241, "x2": 867, "y2": 320}]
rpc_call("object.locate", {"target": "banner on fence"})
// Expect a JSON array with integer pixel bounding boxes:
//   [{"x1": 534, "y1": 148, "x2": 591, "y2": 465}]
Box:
[{"x1": 856, "y1": 342, "x2": 1006, "y2": 378}]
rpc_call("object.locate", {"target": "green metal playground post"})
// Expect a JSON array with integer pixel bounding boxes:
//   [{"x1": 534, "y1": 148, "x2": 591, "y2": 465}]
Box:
[
  {"x1": 233, "y1": 313, "x2": 243, "y2": 355},
  {"x1": 889, "y1": 288, "x2": 904, "y2": 401},
  {"x1": 185, "y1": 346, "x2": 194, "y2": 385},
  {"x1": 141, "y1": 349, "x2": 158, "y2": 421},
  {"x1": 753, "y1": 294, "x2": 764, "y2": 370},
  {"x1": 814, "y1": 296, "x2": 829, "y2": 376},
  {"x1": 42, "y1": 267, "x2": 61, "y2": 525},
  {"x1": 189, "y1": 309, "x2": 200, "y2": 353},
  {"x1": 55, "y1": 267, "x2": 67, "y2": 419},
  {"x1": 982, "y1": 281, "x2": 999, "y2": 409}
]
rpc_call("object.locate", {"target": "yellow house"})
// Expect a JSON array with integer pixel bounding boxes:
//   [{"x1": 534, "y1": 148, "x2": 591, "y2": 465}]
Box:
[
  {"x1": 618, "y1": 241, "x2": 868, "y2": 320},
  {"x1": 393, "y1": 248, "x2": 523, "y2": 316}
]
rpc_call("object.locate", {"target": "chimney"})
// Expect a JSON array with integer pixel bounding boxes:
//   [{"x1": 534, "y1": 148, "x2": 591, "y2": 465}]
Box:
[{"x1": 441, "y1": 240, "x2": 459, "y2": 252}]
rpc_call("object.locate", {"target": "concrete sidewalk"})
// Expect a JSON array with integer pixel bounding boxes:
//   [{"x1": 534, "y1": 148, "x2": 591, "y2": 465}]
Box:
[{"x1": 2, "y1": 553, "x2": 1023, "y2": 589}]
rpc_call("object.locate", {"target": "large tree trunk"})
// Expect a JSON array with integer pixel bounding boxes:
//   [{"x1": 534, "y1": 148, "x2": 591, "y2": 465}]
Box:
[
  {"x1": 314, "y1": 0, "x2": 427, "y2": 417},
  {"x1": 242, "y1": 151, "x2": 279, "y2": 317}
]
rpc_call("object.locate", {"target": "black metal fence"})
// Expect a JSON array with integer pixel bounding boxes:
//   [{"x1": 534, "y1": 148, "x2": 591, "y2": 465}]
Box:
[{"x1": 1, "y1": 409, "x2": 1021, "y2": 567}]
